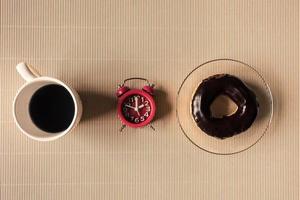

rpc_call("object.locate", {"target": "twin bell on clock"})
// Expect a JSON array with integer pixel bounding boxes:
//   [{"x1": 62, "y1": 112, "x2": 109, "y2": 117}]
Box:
[{"x1": 116, "y1": 78, "x2": 156, "y2": 131}]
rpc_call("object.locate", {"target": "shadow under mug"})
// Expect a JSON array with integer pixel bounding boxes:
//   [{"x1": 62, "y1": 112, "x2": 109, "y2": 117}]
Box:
[{"x1": 13, "y1": 63, "x2": 83, "y2": 141}]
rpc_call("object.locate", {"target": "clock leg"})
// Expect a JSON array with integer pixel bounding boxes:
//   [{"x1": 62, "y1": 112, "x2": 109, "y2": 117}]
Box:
[
  {"x1": 119, "y1": 124, "x2": 126, "y2": 132},
  {"x1": 149, "y1": 124, "x2": 156, "y2": 131}
]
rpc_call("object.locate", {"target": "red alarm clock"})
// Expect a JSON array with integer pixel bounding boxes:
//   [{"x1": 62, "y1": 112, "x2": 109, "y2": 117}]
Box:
[{"x1": 116, "y1": 78, "x2": 156, "y2": 130}]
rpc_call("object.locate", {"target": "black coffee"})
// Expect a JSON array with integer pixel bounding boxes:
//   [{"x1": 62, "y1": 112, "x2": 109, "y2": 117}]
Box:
[{"x1": 29, "y1": 84, "x2": 75, "y2": 133}]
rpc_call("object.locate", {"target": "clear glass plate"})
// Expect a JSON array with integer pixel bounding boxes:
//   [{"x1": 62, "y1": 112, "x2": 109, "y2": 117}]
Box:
[{"x1": 176, "y1": 59, "x2": 273, "y2": 154}]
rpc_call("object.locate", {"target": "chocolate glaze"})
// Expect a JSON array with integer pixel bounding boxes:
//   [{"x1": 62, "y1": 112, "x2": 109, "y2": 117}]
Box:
[{"x1": 192, "y1": 74, "x2": 259, "y2": 139}]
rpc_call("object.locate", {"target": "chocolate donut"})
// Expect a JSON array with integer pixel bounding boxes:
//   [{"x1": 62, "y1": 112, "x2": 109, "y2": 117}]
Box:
[{"x1": 191, "y1": 74, "x2": 259, "y2": 139}]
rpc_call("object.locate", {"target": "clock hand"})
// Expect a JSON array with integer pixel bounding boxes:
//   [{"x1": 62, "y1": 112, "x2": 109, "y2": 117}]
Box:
[
  {"x1": 134, "y1": 96, "x2": 139, "y2": 109},
  {"x1": 134, "y1": 96, "x2": 141, "y2": 116},
  {"x1": 125, "y1": 104, "x2": 135, "y2": 109},
  {"x1": 138, "y1": 104, "x2": 145, "y2": 109}
]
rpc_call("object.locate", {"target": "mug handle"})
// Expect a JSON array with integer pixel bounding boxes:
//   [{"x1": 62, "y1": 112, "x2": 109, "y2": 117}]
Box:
[{"x1": 16, "y1": 62, "x2": 41, "y2": 82}]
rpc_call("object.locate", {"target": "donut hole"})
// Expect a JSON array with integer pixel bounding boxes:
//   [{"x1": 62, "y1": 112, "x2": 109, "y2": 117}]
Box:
[{"x1": 210, "y1": 95, "x2": 238, "y2": 118}]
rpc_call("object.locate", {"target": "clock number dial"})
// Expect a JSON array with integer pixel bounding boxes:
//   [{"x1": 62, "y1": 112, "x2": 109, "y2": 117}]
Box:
[{"x1": 122, "y1": 94, "x2": 152, "y2": 124}]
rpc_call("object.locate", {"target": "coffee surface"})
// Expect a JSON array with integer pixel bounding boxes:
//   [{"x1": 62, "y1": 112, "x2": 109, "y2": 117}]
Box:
[{"x1": 29, "y1": 84, "x2": 75, "y2": 133}]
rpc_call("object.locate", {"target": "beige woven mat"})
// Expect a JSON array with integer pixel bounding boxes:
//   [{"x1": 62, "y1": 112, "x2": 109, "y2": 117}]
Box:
[{"x1": 1, "y1": 0, "x2": 299, "y2": 199}]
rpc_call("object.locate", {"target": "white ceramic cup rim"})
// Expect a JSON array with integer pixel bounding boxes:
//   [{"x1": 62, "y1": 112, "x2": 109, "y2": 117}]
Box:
[{"x1": 13, "y1": 76, "x2": 81, "y2": 142}]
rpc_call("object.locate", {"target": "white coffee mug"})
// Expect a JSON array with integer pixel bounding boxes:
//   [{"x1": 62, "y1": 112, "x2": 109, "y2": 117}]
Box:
[{"x1": 13, "y1": 62, "x2": 83, "y2": 141}]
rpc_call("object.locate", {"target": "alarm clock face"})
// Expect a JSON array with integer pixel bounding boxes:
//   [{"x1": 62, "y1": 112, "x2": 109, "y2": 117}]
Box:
[{"x1": 118, "y1": 89, "x2": 156, "y2": 128}]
